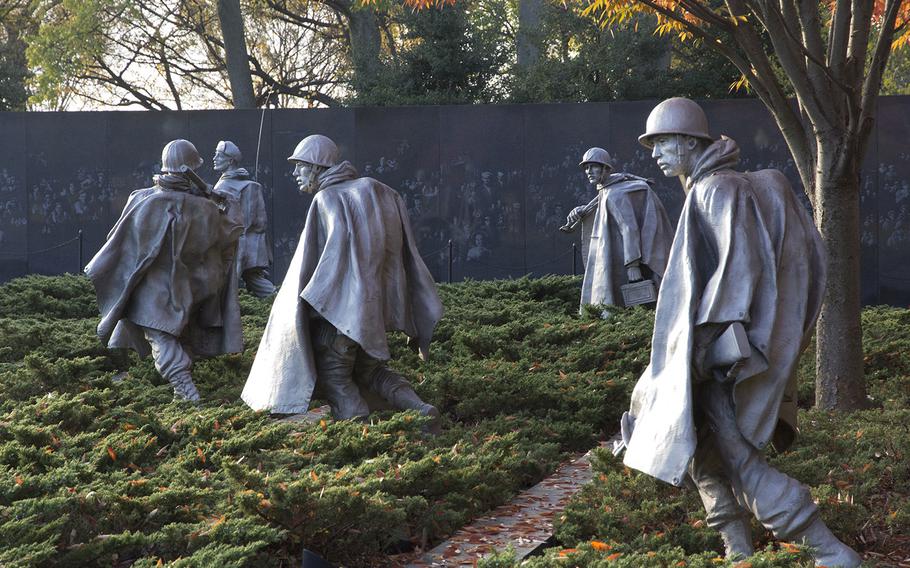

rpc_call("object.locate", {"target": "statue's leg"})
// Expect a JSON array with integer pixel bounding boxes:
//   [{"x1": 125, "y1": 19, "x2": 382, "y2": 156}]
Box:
[
  {"x1": 688, "y1": 436, "x2": 754, "y2": 559},
  {"x1": 311, "y1": 319, "x2": 370, "y2": 420},
  {"x1": 241, "y1": 267, "x2": 276, "y2": 297},
  {"x1": 142, "y1": 327, "x2": 199, "y2": 403},
  {"x1": 354, "y1": 356, "x2": 440, "y2": 433},
  {"x1": 698, "y1": 381, "x2": 860, "y2": 567}
]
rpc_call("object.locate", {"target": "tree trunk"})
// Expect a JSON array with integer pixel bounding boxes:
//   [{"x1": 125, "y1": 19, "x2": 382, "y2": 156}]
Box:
[
  {"x1": 216, "y1": 0, "x2": 256, "y2": 109},
  {"x1": 813, "y1": 138, "x2": 867, "y2": 410},
  {"x1": 517, "y1": 0, "x2": 542, "y2": 68},
  {"x1": 348, "y1": 6, "x2": 382, "y2": 95}
]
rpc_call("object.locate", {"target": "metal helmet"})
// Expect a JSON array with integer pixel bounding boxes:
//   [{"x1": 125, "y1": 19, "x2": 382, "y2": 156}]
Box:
[
  {"x1": 161, "y1": 139, "x2": 204, "y2": 172},
  {"x1": 638, "y1": 97, "x2": 713, "y2": 148},
  {"x1": 287, "y1": 134, "x2": 340, "y2": 167},
  {"x1": 216, "y1": 140, "x2": 242, "y2": 162},
  {"x1": 578, "y1": 147, "x2": 613, "y2": 169}
]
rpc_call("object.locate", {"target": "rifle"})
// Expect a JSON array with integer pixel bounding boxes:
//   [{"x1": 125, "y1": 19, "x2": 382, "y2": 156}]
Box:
[{"x1": 178, "y1": 165, "x2": 227, "y2": 212}]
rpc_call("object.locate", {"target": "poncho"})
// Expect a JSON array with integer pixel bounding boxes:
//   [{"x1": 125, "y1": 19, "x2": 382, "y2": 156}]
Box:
[
  {"x1": 580, "y1": 173, "x2": 673, "y2": 308},
  {"x1": 241, "y1": 161, "x2": 444, "y2": 414},
  {"x1": 623, "y1": 137, "x2": 826, "y2": 486},
  {"x1": 85, "y1": 182, "x2": 243, "y2": 358},
  {"x1": 213, "y1": 168, "x2": 272, "y2": 273}
]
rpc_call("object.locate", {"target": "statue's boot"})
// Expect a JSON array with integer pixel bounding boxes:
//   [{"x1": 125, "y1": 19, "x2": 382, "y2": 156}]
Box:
[
  {"x1": 169, "y1": 371, "x2": 201, "y2": 404},
  {"x1": 790, "y1": 518, "x2": 861, "y2": 568},
  {"x1": 717, "y1": 518, "x2": 754, "y2": 560},
  {"x1": 391, "y1": 388, "x2": 441, "y2": 435},
  {"x1": 374, "y1": 368, "x2": 441, "y2": 434}
]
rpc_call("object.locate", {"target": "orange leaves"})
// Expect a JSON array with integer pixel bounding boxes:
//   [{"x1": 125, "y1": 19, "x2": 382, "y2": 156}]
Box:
[
  {"x1": 590, "y1": 540, "x2": 612, "y2": 551},
  {"x1": 360, "y1": 0, "x2": 456, "y2": 8},
  {"x1": 319, "y1": 419, "x2": 327, "y2": 432},
  {"x1": 196, "y1": 447, "x2": 206, "y2": 464},
  {"x1": 729, "y1": 74, "x2": 752, "y2": 93},
  {"x1": 309, "y1": 470, "x2": 319, "y2": 482},
  {"x1": 106, "y1": 446, "x2": 117, "y2": 462}
]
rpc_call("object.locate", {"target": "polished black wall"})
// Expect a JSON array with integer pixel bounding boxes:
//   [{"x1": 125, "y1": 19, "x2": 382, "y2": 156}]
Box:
[{"x1": 1, "y1": 98, "x2": 907, "y2": 305}]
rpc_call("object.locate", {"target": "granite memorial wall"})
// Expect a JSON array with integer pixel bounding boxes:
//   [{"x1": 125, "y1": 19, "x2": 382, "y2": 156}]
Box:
[{"x1": 1, "y1": 97, "x2": 907, "y2": 305}]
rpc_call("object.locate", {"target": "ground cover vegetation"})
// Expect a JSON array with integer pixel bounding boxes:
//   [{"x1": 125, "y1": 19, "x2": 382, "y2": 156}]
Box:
[{"x1": 0, "y1": 275, "x2": 907, "y2": 566}]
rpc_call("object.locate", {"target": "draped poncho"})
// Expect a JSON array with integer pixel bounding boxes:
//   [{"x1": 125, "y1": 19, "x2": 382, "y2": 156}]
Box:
[
  {"x1": 623, "y1": 137, "x2": 826, "y2": 486},
  {"x1": 241, "y1": 161, "x2": 444, "y2": 414}
]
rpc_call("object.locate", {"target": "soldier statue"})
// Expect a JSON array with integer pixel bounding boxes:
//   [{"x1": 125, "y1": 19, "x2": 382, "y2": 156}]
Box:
[
  {"x1": 86, "y1": 140, "x2": 243, "y2": 402},
  {"x1": 615, "y1": 98, "x2": 860, "y2": 567},
  {"x1": 241, "y1": 135, "x2": 443, "y2": 431},
  {"x1": 212, "y1": 140, "x2": 276, "y2": 297},
  {"x1": 562, "y1": 147, "x2": 673, "y2": 312}
]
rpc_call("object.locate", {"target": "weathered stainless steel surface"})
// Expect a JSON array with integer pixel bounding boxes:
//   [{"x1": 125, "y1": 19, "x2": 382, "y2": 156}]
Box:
[
  {"x1": 213, "y1": 140, "x2": 275, "y2": 297},
  {"x1": 565, "y1": 147, "x2": 673, "y2": 311},
  {"x1": 241, "y1": 135, "x2": 443, "y2": 423},
  {"x1": 621, "y1": 97, "x2": 860, "y2": 567},
  {"x1": 85, "y1": 139, "x2": 243, "y2": 402}
]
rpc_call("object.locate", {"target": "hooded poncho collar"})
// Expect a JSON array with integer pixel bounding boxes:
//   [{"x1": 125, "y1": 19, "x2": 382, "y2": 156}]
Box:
[
  {"x1": 153, "y1": 173, "x2": 195, "y2": 193},
  {"x1": 316, "y1": 161, "x2": 359, "y2": 192},
  {"x1": 602, "y1": 171, "x2": 652, "y2": 188},
  {"x1": 219, "y1": 167, "x2": 251, "y2": 181},
  {"x1": 686, "y1": 136, "x2": 741, "y2": 192}
]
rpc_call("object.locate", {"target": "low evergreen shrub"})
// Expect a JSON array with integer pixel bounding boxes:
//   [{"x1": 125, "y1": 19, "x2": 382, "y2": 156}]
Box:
[{"x1": 0, "y1": 275, "x2": 905, "y2": 566}]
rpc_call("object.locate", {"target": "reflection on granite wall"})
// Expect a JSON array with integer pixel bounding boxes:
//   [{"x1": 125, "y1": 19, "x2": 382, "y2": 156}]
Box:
[{"x1": 0, "y1": 98, "x2": 907, "y2": 305}]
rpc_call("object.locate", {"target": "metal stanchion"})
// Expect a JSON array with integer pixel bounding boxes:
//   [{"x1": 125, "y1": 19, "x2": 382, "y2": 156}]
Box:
[
  {"x1": 78, "y1": 229, "x2": 84, "y2": 272},
  {"x1": 447, "y1": 239, "x2": 453, "y2": 284}
]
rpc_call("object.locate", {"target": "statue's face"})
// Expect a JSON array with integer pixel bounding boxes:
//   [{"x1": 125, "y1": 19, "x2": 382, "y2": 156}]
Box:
[
  {"x1": 213, "y1": 151, "x2": 232, "y2": 172},
  {"x1": 293, "y1": 161, "x2": 320, "y2": 194},
  {"x1": 584, "y1": 163, "x2": 607, "y2": 185},
  {"x1": 650, "y1": 134, "x2": 692, "y2": 178}
]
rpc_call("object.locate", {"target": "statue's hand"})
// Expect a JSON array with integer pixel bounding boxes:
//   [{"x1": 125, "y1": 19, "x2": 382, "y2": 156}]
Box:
[
  {"x1": 567, "y1": 206, "x2": 586, "y2": 226},
  {"x1": 627, "y1": 264, "x2": 643, "y2": 282}
]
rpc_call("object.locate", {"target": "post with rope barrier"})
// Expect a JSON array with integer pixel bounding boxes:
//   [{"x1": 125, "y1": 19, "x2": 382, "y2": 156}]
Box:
[
  {"x1": 572, "y1": 243, "x2": 577, "y2": 276},
  {"x1": 78, "y1": 229, "x2": 84, "y2": 273},
  {"x1": 447, "y1": 240, "x2": 453, "y2": 284}
]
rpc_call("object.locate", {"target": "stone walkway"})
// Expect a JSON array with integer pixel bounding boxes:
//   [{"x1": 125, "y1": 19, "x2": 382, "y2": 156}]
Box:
[{"x1": 402, "y1": 442, "x2": 607, "y2": 567}]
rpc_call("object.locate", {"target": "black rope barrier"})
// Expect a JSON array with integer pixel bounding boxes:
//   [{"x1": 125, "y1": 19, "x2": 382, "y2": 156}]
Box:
[{"x1": 0, "y1": 234, "x2": 81, "y2": 257}]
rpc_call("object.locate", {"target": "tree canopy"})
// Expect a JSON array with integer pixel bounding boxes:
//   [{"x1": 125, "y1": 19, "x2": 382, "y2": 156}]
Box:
[{"x1": 21, "y1": 0, "x2": 777, "y2": 109}]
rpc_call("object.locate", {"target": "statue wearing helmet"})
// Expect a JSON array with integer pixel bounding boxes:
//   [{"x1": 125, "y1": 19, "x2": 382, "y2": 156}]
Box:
[
  {"x1": 242, "y1": 134, "x2": 444, "y2": 433},
  {"x1": 85, "y1": 139, "x2": 243, "y2": 403},
  {"x1": 561, "y1": 146, "x2": 673, "y2": 313},
  {"x1": 616, "y1": 98, "x2": 859, "y2": 567},
  {"x1": 212, "y1": 140, "x2": 276, "y2": 298}
]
